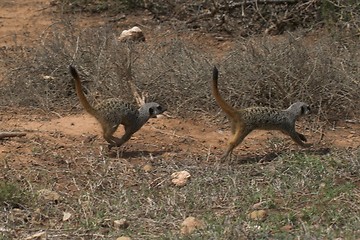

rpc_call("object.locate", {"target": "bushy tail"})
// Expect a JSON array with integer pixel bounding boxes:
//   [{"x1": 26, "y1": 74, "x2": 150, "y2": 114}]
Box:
[
  {"x1": 212, "y1": 66, "x2": 237, "y2": 118},
  {"x1": 69, "y1": 65, "x2": 97, "y2": 116}
]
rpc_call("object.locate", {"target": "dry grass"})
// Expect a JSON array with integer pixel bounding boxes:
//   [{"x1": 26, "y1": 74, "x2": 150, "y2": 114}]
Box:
[
  {"x1": 1, "y1": 142, "x2": 359, "y2": 239},
  {"x1": 0, "y1": 21, "x2": 359, "y2": 121}
]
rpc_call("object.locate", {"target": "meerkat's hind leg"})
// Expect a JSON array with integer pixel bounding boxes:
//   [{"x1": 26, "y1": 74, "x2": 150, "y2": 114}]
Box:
[
  {"x1": 221, "y1": 128, "x2": 251, "y2": 162},
  {"x1": 108, "y1": 125, "x2": 137, "y2": 150},
  {"x1": 116, "y1": 125, "x2": 134, "y2": 147},
  {"x1": 102, "y1": 124, "x2": 122, "y2": 149},
  {"x1": 230, "y1": 121, "x2": 236, "y2": 134}
]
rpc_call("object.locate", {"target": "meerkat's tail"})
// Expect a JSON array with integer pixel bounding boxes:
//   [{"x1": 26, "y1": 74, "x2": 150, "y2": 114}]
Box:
[
  {"x1": 69, "y1": 65, "x2": 97, "y2": 117},
  {"x1": 212, "y1": 66, "x2": 237, "y2": 118}
]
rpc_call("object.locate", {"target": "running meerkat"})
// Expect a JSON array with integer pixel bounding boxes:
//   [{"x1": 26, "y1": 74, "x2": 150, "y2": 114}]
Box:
[
  {"x1": 69, "y1": 65, "x2": 166, "y2": 148},
  {"x1": 212, "y1": 66, "x2": 312, "y2": 161}
]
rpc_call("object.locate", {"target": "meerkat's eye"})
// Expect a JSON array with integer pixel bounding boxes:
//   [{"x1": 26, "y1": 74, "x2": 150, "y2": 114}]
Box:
[
  {"x1": 149, "y1": 107, "x2": 155, "y2": 115},
  {"x1": 301, "y1": 105, "x2": 310, "y2": 115}
]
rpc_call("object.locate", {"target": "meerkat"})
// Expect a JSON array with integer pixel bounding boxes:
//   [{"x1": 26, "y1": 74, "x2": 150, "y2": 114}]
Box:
[
  {"x1": 212, "y1": 66, "x2": 312, "y2": 161},
  {"x1": 69, "y1": 65, "x2": 166, "y2": 148}
]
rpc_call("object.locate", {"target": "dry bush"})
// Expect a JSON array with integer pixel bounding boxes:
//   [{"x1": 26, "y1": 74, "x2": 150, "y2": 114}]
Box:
[
  {"x1": 54, "y1": 1, "x2": 360, "y2": 37},
  {"x1": 321, "y1": 0, "x2": 360, "y2": 33},
  {"x1": 55, "y1": 0, "x2": 321, "y2": 36},
  {"x1": 0, "y1": 21, "x2": 212, "y2": 116},
  {"x1": 0, "y1": 21, "x2": 359, "y2": 121}
]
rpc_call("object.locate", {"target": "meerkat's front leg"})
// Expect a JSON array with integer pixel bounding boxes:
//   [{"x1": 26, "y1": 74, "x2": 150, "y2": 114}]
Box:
[
  {"x1": 286, "y1": 129, "x2": 312, "y2": 148},
  {"x1": 107, "y1": 125, "x2": 136, "y2": 150}
]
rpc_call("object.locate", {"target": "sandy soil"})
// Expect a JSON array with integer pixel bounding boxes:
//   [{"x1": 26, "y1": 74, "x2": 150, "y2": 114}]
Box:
[{"x1": 0, "y1": 0, "x2": 53, "y2": 47}]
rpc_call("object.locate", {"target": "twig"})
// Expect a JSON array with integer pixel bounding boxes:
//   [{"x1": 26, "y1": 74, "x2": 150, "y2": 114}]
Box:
[
  {"x1": 187, "y1": 0, "x2": 297, "y2": 24},
  {"x1": 0, "y1": 132, "x2": 26, "y2": 140},
  {"x1": 125, "y1": 43, "x2": 146, "y2": 106}
]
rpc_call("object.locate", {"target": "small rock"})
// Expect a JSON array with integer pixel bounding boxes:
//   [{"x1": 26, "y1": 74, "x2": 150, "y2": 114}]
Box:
[
  {"x1": 248, "y1": 210, "x2": 267, "y2": 221},
  {"x1": 180, "y1": 216, "x2": 205, "y2": 235},
  {"x1": 118, "y1": 26, "x2": 145, "y2": 42},
  {"x1": 114, "y1": 218, "x2": 129, "y2": 229},
  {"x1": 171, "y1": 170, "x2": 191, "y2": 187}
]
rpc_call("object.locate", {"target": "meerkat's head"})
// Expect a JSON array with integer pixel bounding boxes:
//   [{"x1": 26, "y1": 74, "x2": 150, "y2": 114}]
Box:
[
  {"x1": 140, "y1": 102, "x2": 166, "y2": 118},
  {"x1": 287, "y1": 102, "x2": 311, "y2": 117}
]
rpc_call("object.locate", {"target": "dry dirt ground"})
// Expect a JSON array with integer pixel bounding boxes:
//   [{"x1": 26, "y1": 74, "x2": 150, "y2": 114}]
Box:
[{"x1": 0, "y1": 0, "x2": 359, "y2": 168}]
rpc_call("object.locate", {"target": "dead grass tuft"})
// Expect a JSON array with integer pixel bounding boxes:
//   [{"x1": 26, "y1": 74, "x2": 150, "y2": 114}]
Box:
[{"x1": 1, "y1": 142, "x2": 359, "y2": 238}]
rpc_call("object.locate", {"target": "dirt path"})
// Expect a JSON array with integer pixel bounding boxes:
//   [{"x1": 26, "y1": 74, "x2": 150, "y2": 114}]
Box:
[
  {"x1": 1, "y1": 108, "x2": 359, "y2": 169},
  {"x1": 0, "y1": 0, "x2": 53, "y2": 47}
]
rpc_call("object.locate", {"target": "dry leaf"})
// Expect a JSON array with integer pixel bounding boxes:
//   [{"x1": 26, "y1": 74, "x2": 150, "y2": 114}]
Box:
[
  {"x1": 180, "y1": 216, "x2": 205, "y2": 235},
  {"x1": 281, "y1": 224, "x2": 293, "y2": 232},
  {"x1": 248, "y1": 210, "x2": 267, "y2": 221},
  {"x1": 62, "y1": 212, "x2": 72, "y2": 221},
  {"x1": 252, "y1": 201, "x2": 266, "y2": 209},
  {"x1": 24, "y1": 231, "x2": 46, "y2": 240},
  {"x1": 143, "y1": 164, "x2": 153, "y2": 173},
  {"x1": 171, "y1": 170, "x2": 191, "y2": 187},
  {"x1": 116, "y1": 237, "x2": 131, "y2": 240},
  {"x1": 42, "y1": 75, "x2": 54, "y2": 80}
]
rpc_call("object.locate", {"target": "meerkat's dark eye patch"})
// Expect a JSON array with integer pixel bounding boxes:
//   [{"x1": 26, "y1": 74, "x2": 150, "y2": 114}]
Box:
[
  {"x1": 149, "y1": 107, "x2": 155, "y2": 115},
  {"x1": 301, "y1": 106, "x2": 310, "y2": 114},
  {"x1": 303, "y1": 105, "x2": 311, "y2": 114}
]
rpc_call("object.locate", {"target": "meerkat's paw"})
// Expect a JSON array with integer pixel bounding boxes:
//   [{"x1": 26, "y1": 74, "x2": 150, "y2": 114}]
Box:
[
  {"x1": 219, "y1": 153, "x2": 234, "y2": 163},
  {"x1": 220, "y1": 156, "x2": 227, "y2": 163},
  {"x1": 302, "y1": 143, "x2": 312, "y2": 148}
]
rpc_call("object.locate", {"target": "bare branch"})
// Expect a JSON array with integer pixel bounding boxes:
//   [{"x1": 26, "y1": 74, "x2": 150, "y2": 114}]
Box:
[
  {"x1": 125, "y1": 44, "x2": 146, "y2": 106},
  {"x1": 0, "y1": 132, "x2": 26, "y2": 140}
]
